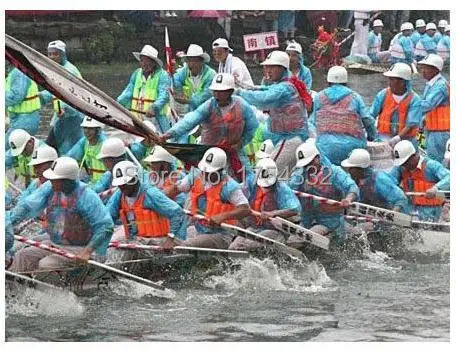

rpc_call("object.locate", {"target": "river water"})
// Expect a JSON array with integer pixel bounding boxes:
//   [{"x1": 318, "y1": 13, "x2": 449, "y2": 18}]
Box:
[{"x1": 5, "y1": 61, "x2": 450, "y2": 342}]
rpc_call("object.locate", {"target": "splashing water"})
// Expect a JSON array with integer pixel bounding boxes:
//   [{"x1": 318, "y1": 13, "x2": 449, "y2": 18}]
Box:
[{"x1": 106, "y1": 277, "x2": 176, "y2": 300}]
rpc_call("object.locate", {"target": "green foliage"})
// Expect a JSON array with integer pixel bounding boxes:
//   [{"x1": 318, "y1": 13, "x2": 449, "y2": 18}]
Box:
[{"x1": 86, "y1": 32, "x2": 115, "y2": 63}]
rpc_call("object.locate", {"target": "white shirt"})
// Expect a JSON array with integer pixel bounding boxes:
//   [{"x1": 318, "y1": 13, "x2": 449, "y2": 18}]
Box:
[
  {"x1": 218, "y1": 54, "x2": 254, "y2": 87},
  {"x1": 392, "y1": 92, "x2": 407, "y2": 103}
]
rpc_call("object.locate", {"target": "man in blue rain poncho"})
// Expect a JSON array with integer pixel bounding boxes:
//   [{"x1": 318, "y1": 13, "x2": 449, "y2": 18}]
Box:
[
  {"x1": 389, "y1": 22, "x2": 415, "y2": 64},
  {"x1": 229, "y1": 158, "x2": 301, "y2": 250},
  {"x1": 390, "y1": 140, "x2": 449, "y2": 222},
  {"x1": 66, "y1": 116, "x2": 107, "y2": 185},
  {"x1": 106, "y1": 161, "x2": 187, "y2": 249},
  {"x1": 235, "y1": 51, "x2": 311, "y2": 176},
  {"x1": 40, "y1": 40, "x2": 84, "y2": 155},
  {"x1": 435, "y1": 20, "x2": 448, "y2": 44},
  {"x1": 117, "y1": 45, "x2": 171, "y2": 134},
  {"x1": 8, "y1": 157, "x2": 114, "y2": 272},
  {"x1": 285, "y1": 42, "x2": 312, "y2": 90},
  {"x1": 417, "y1": 54, "x2": 449, "y2": 163},
  {"x1": 414, "y1": 23, "x2": 438, "y2": 61},
  {"x1": 410, "y1": 19, "x2": 426, "y2": 47},
  {"x1": 369, "y1": 63, "x2": 422, "y2": 148},
  {"x1": 5, "y1": 64, "x2": 41, "y2": 150},
  {"x1": 158, "y1": 73, "x2": 258, "y2": 182},
  {"x1": 436, "y1": 25, "x2": 450, "y2": 62},
  {"x1": 367, "y1": 20, "x2": 391, "y2": 63},
  {"x1": 289, "y1": 142, "x2": 359, "y2": 245},
  {"x1": 309, "y1": 66, "x2": 378, "y2": 166}
]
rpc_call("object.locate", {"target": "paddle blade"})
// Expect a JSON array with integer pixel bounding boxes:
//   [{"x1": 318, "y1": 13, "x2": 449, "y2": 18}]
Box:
[{"x1": 163, "y1": 143, "x2": 214, "y2": 166}]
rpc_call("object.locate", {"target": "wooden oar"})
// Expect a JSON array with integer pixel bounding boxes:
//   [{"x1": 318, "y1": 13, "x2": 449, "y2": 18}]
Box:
[
  {"x1": 6, "y1": 270, "x2": 63, "y2": 291},
  {"x1": 13, "y1": 235, "x2": 171, "y2": 293}
]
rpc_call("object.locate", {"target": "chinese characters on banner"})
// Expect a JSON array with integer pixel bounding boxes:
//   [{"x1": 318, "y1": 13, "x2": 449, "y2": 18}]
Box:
[{"x1": 243, "y1": 31, "x2": 279, "y2": 52}]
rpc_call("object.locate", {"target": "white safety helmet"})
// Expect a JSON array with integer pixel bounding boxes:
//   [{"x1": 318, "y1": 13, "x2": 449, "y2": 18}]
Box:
[
  {"x1": 383, "y1": 62, "x2": 412, "y2": 80},
  {"x1": 373, "y1": 19, "x2": 384, "y2": 27},
  {"x1": 80, "y1": 116, "x2": 104, "y2": 128},
  {"x1": 426, "y1": 22, "x2": 437, "y2": 31},
  {"x1": 43, "y1": 157, "x2": 79, "y2": 180},
  {"x1": 444, "y1": 139, "x2": 450, "y2": 160},
  {"x1": 327, "y1": 65, "x2": 348, "y2": 84},
  {"x1": 415, "y1": 19, "x2": 426, "y2": 28},
  {"x1": 400, "y1": 22, "x2": 414, "y2": 31},
  {"x1": 9, "y1": 129, "x2": 32, "y2": 157},
  {"x1": 112, "y1": 160, "x2": 138, "y2": 186},
  {"x1": 97, "y1": 138, "x2": 126, "y2": 159},
  {"x1": 212, "y1": 38, "x2": 233, "y2": 52},
  {"x1": 28, "y1": 145, "x2": 58, "y2": 166},
  {"x1": 418, "y1": 53, "x2": 444, "y2": 72},
  {"x1": 438, "y1": 19, "x2": 448, "y2": 28},
  {"x1": 393, "y1": 140, "x2": 417, "y2": 166},
  {"x1": 47, "y1": 40, "x2": 66, "y2": 53},
  {"x1": 256, "y1": 158, "x2": 278, "y2": 188},
  {"x1": 341, "y1": 149, "x2": 371, "y2": 168},
  {"x1": 210, "y1": 73, "x2": 235, "y2": 91},
  {"x1": 255, "y1": 139, "x2": 274, "y2": 160},
  {"x1": 285, "y1": 42, "x2": 303, "y2": 54},
  {"x1": 295, "y1": 143, "x2": 320, "y2": 168},
  {"x1": 261, "y1": 51, "x2": 290, "y2": 70},
  {"x1": 445, "y1": 24, "x2": 450, "y2": 33},
  {"x1": 198, "y1": 147, "x2": 227, "y2": 173},
  {"x1": 136, "y1": 120, "x2": 158, "y2": 142},
  {"x1": 143, "y1": 146, "x2": 175, "y2": 164}
]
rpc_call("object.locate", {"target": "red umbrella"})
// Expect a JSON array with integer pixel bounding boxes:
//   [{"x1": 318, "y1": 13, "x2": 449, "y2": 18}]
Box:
[{"x1": 187, "y1": 10, "x2": 229, "y2": 18}]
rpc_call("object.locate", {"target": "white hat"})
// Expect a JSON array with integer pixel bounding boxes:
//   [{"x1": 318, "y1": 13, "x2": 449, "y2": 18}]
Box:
[
  {"x1": 373, "y1": 19, "x2": 384, "y2": 27},
  {"x1": 341, "y1": 149, "x2": 371, "y2": 168},
  {"x1": 210, "y1": 73, "x2": 235, "y2": 91},
  {"x1": 444, "y1": 139, "x2": 450, "y2": 160},
  {"x1": 400, "y1": 22, "x2": 414, "y2": 31},
  {"x1": 43, "y1": 157, "x2": 79, "y2": 180},
  {"x1": 143, "y1": 146, "x2": 174, "y2": 164},
  {"x1": 112, "y1": 160, "x2": 138, "y2": 186},
  {"x1": 261, "y1": 51, "x2": 290, "y2": 69},
  {"x1": 198, "y1": 147, "x2": 227, "y2": 173},
  {"x1": 296, "y1": 143, "x2": 320, "y2": 168},
  {"x1": 383, "y1": 62, "x2": 412, "y2": 80},
  {"x1": 415, "y1": 19, "x2": 426, "y2": 28},
  {"x1": 184, "y1": 44, "x2": 210, "y2": 63},
  {"x1": 256, "y1": 158, "x2": 278, "y2": 188},
  {"x1": 132, "y1": 45, "x2": 163, "y2": 67},
  {"x1": 97, "y1": 138, "x2": 126, "y2": 159},
  {"x1": 28, "y1": 145, "x2": 58, "y2": 166},
  {"x1": 285, "y1": 42, "x2": 303, "y2": 54},
  {"x1": 438, "y1": 19, "x2": 448, "y2": 28},
  {"x1": 445, "y1": 24, "x2": 450, "y2": 32},
  {"x1": 9, "y1": 129, "x2": 32, "y2": 157},
  {"x1": 255, "y1": 139, "x2": 274, "y2": 160},
  {"x1": 418, "y1": 53, "x2": 444, "y2": 72},
  {"x1": 327, "y1": 65, "x2": 348, "y2": 83},
  {"x1": 135, "y1": 120, "x2": 158, "y2": 142},
  {"x1": 80, "y1": 116, "x2": 104, "y2": 128},
  {"x1": 47, "y1": 40, "x2": 66, "y2": 53},
  {"x1": 393, "y1": 140, "x2": 416, "y2": 166},
  {"x1": 212, "y1": 38, "x2": 233, "y2": 52},
  {"x1": 426, "y1": 22, "x2": 437, "y2": 31}
]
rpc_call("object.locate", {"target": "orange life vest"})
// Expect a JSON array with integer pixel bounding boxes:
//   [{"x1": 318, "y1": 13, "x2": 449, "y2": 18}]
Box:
[
  {"x1": 190, "y1": 177, "x2": 237, "y2": 225},
  {"x1": 119, "y1": 192, "x2": 170, "y2": 239},
  {"x1": 401, "y1": 161, "x2": 446, "y2": 206},
  {"x1": 377, "y1": 88, "x2": 417, "y2": 137},
  {"x1": 251, "y1": 186, "x2": 277, "y2": 227},
  {"x1": 425, "y1": 82, "x2": 450, "y2": 132}
]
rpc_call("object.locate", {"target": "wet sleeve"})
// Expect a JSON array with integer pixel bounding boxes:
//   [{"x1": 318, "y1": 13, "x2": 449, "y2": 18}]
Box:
[
  {"x1": 168, "y1": 99, "x2": 211, "y2": 139},
  {"x1": 105, "y1": 189, "x2": 122, "y2": 222},
  {"x1": 421, "y1": 82, "x2": 448, "y2": 113},
  {"x1": 152, "y1": 71, "x2": 171, "y2": 114},
  {"x1": 5, "y1": 70, "x2": 29, "y2": 107},
  {"x1": 332, "y1": 166, "x2": 359, "y2": 200},
  {"x1": 375, "y1": 172, "x2": 408, "y2": 211},
  {"x1": 369, "y1": 89, "x2": 386, "y2": 120},
  {"x1": 5, "y1": 150, "x2": 15, "y2": 169},
  {"x1": 307, "y1": 94, "x2": 319, "y2": 136},
  {"x1": 116, "y1": 71, "x2": 136, "y2": 108},
  {"x1": 237, "y1": 83, "x2": 292, "y2": 110},
  {"x1": 406, "y1": 94, "x2": 423, "y2": 127},
  {"x1": 65, "y1": 137, "x2": 86, "y2": 161},
  {"x1": 91, "y1": 171, "x2": 112, "y2": 193},
  {"x1": 39, "y1": 90, "x2": 53, "y2": 106},
  {"x1": 288, "y1": 168, "x2": 304, "y2": 191},
  {"x1": 387, "y1": 166, "x2": 402, "y2": 185},
  {"x1": 10, "y1": 182, "x2": 53, "y2": 225},
  {"x1": 128, "y1": 142, "x2": 148, "y2": 162},
  {"x1": 172, "y1": 67, "x2": 185, "y2": 92},
  {"x1": 427, "y1": 160, "x2": 450, "y2": 190},
  {"x1": 278, "y1": 183, "x2": 301, "y2": 213},
  {"x1": 301, "y1": 65, "x2": 313, "y2": 90},
  {"x1": 240, "y1": 99, "x2": 260, "y2": 147},
  {"x1": 355, "y1": 93, "x2": 378, "y2": 140}
]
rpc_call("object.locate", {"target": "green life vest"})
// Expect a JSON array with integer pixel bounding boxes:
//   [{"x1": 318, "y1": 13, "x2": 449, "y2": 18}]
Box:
[
  {"x1": 131, "y1": 69, "x2": 170, "y2": 117},
  {"x1": 13, "y1": 153, "x2": 34, "y2": 187},
  {"x1": 182, "y1": 66, "x2": 212, "y2": 99},
  {"x1": 244, "y1": 123, "x2": 266, "y2": 165},
  {"x1": 6, "y1": 71, "x2": 41, "y2": 114},
  {"x1": 80, "y1": 140, "x2": 107, "y2": 183}
]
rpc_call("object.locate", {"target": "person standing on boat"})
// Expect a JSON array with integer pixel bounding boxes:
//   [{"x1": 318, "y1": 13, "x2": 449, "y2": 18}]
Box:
[
  {"x1": 158, "y1": 73, "x2": 258, "y2": 182},
  {"x1": 8, "y1": 157, "x2": 114, "y2": 272},
  {"x1": 40, "y1": 40, "x2": 85, "y2": 155},
  {"x1": 389, "y1": 22, "x2": 415, "y2": 64},
  {"x1": 414, "y1": 23, "x2": 438, "y2": 61},
  {"x1": 369, "y1": 63, "x2": 422, "y2": 149},
  {"x1": 212, "y1": 38, "x2": 254, "y2": 87},
  {"x1": 436, "y1": 25, "x2": 450, "y2": 62},
  {"x1": 5, "y1": 65, "x2": 41, "y2": 151},
  {"x1": 106, "y1": 161, "x2": 187, "y2": 248},
  {"x1": 288, "y1": 142, "x2": 359, "y2": 246},
  {"x1": 350, "y1": 11, "x2": 371, "y2": 57},
  {"x1": 309, "y1": 66, "x2": 378, "y2": 166},
  {"x1": 229, "y1": 158, "x2": 301, "y2": 250},
  {"x1": 164, "y1": 147, "x2": 251, "y2": 250},
  {"x1": 117, "y1": 45, "x2": 171, "y2": 134},
  {"x1": 367, "y1": 19, "x2": 391, "y2": 63},
  {"x1": 286, "y1": 42, "x2": 312, "y2": 90},
  {"x1": 417, "y1": 54, "x2": 449, "y2": 163},
  {"x1": 435, "y1": 20, "x2": 448, "y2": 44},
  {"x1": 390, "y1": 140, "x2": 449, "y2": 222},
  {"x1": 410, "y1": 19, "x2": 426, "y2": 48},
  {"x1": 66, "y1": 117, "x2": 107, "y2": 185}
]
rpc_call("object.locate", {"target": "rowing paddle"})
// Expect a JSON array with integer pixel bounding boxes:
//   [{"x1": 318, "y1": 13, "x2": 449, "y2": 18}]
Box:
[{"x1": 6, "y1": 270, "x2": 63, "y2": 291}]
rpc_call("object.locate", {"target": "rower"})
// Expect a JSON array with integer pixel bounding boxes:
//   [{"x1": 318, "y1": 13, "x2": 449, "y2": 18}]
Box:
[
  {"x1": 67, "y1": 116, "x2": 107, "y2": 184},
  {"x1": 414, "y1": 23, "x2": 438, "y2": 61},
  {"x1": 159, "y1": 73, "x2": 259, "y2": 182},
  {"x1": 255, "y1": 139, "x2": 275, "y2": 161},
  {"x1": 117, "y1": 45, "x2": 171, "y2": 133},
  {"x1": 309, "y1": 66, "x2": 378, "y2": 166},
  {"x1": 8, "y1": 157, "x2": 114, "y2": 272},
  {"x1": 229, "y1": 158, "x2": 301, "y2": 250},
  {"x1": 40, "y1": 40, "x2": 84, "y2": 155},
  {"x1": 367, "y1": 19, "x2": 391, "y2": 63},
  {"x1": 435, "y1": 20, "x2": 448, "y2": 44},
  {"x1": 388, "y1": 22, "x2": 415, "y2": 64},
  {"x1": 5, "y1": 129, "x2": 44, "y2": 187},
  {"x1": 164, "y1": 147, "x2": 251, "y2": 249},
  {"x1": 411, "y1": 19, "x2": 426, "y2": 48},
  {"x1": 286, "y1": 42, "x2": 312, "y2": 89},
  {"x1": 289, "y1": 142, "x2": 359, "y2": 245},
  {"x1": 390, "y1": 140, "x2": 450, "y2": 222},
  {"x1": 417, "y1": 54, "x2": 449, "y2": 163},
  {"x1": 370, "y1": 63, "x2": 422, "y2": 148},
  {"x1": 436, "y1": 25, "x2": 450, "y2": 62}
]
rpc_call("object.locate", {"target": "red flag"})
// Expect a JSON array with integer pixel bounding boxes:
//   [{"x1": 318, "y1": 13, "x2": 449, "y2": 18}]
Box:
[{"x1": 164, "y1": 26, "x2": 174, "y2": 75}]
